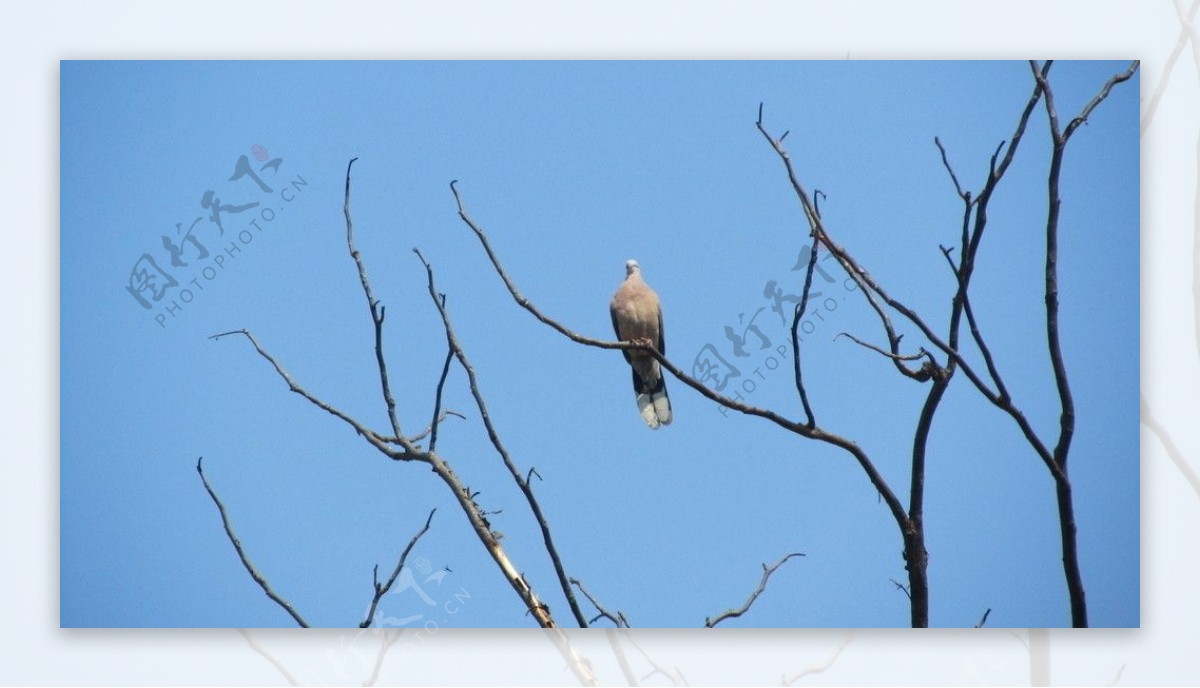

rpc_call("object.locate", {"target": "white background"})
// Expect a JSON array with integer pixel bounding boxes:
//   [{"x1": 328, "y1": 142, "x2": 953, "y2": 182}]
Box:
[{"x1": 2, "y1": 0, "x2": 1193, "y2": 684}]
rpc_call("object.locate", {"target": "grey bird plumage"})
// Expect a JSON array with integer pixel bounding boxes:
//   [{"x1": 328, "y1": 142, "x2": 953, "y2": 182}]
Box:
[{"x1": 610, "y1": 259, "x2": 672, "y2": 429}]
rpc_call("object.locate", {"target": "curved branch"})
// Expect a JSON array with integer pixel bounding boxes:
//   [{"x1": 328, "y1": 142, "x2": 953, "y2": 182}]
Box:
[
  {"x1": 570, "y1": 577, "x2": 630, "y2": 628},
  {"x1": 704, "y1": 552, "x2": 805, "y2": 628},
  {"x1": 208, "y1": 329, "x2": 423, "y2": 461},
  {"x1": 197, "y1": 458, "x2": 309, "y2": 628},
  {"x1": 403, "y1": 409, "x2": 466, "y2": 445}
]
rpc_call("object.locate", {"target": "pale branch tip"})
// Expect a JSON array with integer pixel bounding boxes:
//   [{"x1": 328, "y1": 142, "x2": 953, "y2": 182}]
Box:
[{"x1": 704, "y1": 552, "x2": 805, "y2": 628}]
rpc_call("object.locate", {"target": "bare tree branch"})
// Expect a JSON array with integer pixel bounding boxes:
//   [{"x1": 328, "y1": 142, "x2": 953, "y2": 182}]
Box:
[
  {"x1": 1028, "y1": 60, "x2": 1142, "y2": 627},
  {"x1": 197, "y1": 458, "x2": 309, "y2": 628},
  {"x1": 704, "y1": 552, "x2": 805, "y2": 628},
  {"x1": 834, "y1": 332, "x2": 934, "y2": 370},
  {"x1": 1062, "y1": 61, "x2": 1140, "y2": 141},
  {"x1": 208, "y1": 329, "x2": 423, "y2": 462},
  {"x1": 344, "y1": 157, "x2": 405, "y2": 442},
  {"x1": 570, "y1": 577, "x2": 630, "y2": 628},
  {"x1": 209, "y1": 161, "x2": 598, "y2": 683},
  {"x1": 756, "y1": 104, "x2": 921, "y2": 382},
  {"x1": 360, "y1": 508, "x2": 437, "y2": 628},
  {"x1": 888, "y1": 578, "x2": 912, "y2": 600},
  {"x1": 415, "y1": 248, "x2": 590, "y2": 629},
  {"x1": 939, "y1": 245, "x2": 1011, "y2": 403},
  {"x1": 428, "y1": 340, "x2": 455, "y2": 453},
  {"x1": 403, "y1": 409, "x2": 466, "y2": 445},
  {"x1": 790, "y1": 231, "x2": 822, "y2": 426},
  {"x1": 934, "y1": 136, "x2": 968, "y2": 201},
  {"x1": 975, "y1": 608, "x2": 992, "y2": 628}
]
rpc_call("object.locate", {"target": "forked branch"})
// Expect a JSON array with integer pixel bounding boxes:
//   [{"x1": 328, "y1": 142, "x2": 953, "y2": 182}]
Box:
[
  {"x1": 415, "y1": 248, "x2": 590, "y2": 628},
  {"x1": 360, "y1": 508, "x2": 437, "y2": 628}
]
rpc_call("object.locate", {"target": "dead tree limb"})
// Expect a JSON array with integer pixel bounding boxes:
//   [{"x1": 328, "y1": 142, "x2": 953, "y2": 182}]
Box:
[
  {"x1": 360, "y1": 508, "x2": 437, "y2": 628},
  {"x1": 704, "y1": 552, "x2": 805, "y2": 628},
  {"x1": 209, "y1": 161, "x2": 598, "y2": 684},
  {"x1": 415, "y1": 248, "x2": 590, "y2": 628},
  {"x1": 197, "y1": 458, "x2": 309, "y2": 628}
]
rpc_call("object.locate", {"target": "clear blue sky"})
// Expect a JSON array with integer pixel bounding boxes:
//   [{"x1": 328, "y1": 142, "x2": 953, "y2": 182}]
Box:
[{"x1": 60, "y1": 60, "x2": 1138, "y2": 629}]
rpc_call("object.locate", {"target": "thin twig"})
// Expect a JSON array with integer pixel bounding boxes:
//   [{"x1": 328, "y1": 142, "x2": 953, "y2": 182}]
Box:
[
  {"x1": 415, "y1": 248, "x2": 590, "y2": 629},
  {"x1": 570, "y1": 577, "x2": 630, "y2": 628},
  {"x1": 888, "y1": 578, "x2": 912, "y2": 600},
  {"x1": 343, "y1": 157, "x2": 405, "y2": 442},
  {"x1": 933, "y1": 136, "x2": 968, "y2": 201},
  {"x1": 428, "y1": 340, "x2": 455, "y2": 453},
  {"x1": 403, "y1": 409, "x2": 466, "y2": 444},
  {"x1": 704, "y1": 552, "x2": 805, "y2": 628},
  {"x1": 938, "y1": 246, "x2": 1011, "y2": 403},
  {"x1": 834, "y1": 332, "x2": 930, "y2": 364},
  {"x1": 361, "y1": 508, "x2": 437, "y2": 628},
  {"x1": 756, "y1": 104, "x2": 922, "y2": 381},
  {"x1": 975, "y1": 608, "x2": 992, "y2": 628},
  {"x1": 197, "y1": 458, "x2": 309, "y2": 627},
  {"x1": 791, "y1": 232, "x2": 821, "y2": 426},
  {"x1": 1062, "y1": 61, "x2": 1140, "y2": 141},
  {"x1": 208, "y1": 329, "x2": 423, "y2": 462}
]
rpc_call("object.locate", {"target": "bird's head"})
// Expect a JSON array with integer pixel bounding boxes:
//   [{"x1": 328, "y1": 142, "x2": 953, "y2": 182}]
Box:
[{"x1": 625, "y1": 259, "x2": 641, "y2": 276}]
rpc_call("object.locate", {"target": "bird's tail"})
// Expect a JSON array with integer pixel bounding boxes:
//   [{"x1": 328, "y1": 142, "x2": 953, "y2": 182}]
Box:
[{"x1": 634, "y1": 365, "x2": 672, "y2": 429}]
